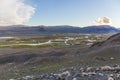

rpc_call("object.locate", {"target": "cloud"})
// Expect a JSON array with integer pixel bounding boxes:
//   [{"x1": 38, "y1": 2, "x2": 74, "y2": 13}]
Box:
[
  {"x1": 0, "y1": 0, "x2": 35, "y2": 26},
  {"x1": 95, "y1": 17, "x2": 112, "y2": 25}
]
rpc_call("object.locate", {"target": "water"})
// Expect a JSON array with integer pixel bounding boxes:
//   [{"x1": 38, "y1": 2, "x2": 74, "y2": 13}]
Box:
[
  {"x1": 0, "y1": 40, "x2": 52, "y2": 47},
  {"x1": 0, "y1": 37, "x2": 76, "y2": 47},
  {"x1": 0, "y1": 37, "x2": 15, "y2": 39}
]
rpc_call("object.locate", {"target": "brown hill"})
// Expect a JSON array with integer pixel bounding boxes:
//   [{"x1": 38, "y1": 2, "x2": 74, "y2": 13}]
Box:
[
  {"x1": 88, "y1": 33, "x2": 120, "y2": 62},
  {"x1": 91, "y1": 33, "x2": 120, "y2": 47}
]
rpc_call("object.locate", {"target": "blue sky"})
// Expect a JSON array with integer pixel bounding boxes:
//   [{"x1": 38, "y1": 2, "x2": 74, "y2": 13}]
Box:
[{"x1": 25, "y1": 0, "x2": 120, "y2": 27}]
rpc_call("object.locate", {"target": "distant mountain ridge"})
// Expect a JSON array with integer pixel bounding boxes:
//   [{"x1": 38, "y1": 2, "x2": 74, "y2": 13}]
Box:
[
  {"x1": 41, "y1": 25, "x2": 120, "y2": 33},
  {"x1": 80, "y1": 25, "x2": 120, "y2": 33},
  {"x1": 0, "y1": 25, "x2": 119, "y2": 36}
]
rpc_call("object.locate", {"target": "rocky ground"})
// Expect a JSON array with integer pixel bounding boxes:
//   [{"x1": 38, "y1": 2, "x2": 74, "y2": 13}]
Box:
[{"x1": 9, "y1": 65, "x2": 120, "y2": 80}]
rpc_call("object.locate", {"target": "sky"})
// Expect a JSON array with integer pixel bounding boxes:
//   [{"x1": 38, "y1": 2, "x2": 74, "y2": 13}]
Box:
[{"x1": 1, "y1": 0, "x2": 120, "y2": 28}]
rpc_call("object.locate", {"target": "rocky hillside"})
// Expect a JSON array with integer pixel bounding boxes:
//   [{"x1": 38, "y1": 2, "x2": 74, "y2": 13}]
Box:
[
  {"x1": 88, "y1": 33, "x2": 120, "y2": 61},
  {"x1": 91, "y1": 33, "x2": 120, "y2": 47}
]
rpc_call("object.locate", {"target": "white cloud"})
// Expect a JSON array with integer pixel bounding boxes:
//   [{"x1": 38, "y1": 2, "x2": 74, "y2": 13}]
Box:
[
  {"x1": 0, "y1": 0, "x2": 35, "y2": 26},
  {"x1": 95, "y1": 17, "x2": 112, "y2": 25}
]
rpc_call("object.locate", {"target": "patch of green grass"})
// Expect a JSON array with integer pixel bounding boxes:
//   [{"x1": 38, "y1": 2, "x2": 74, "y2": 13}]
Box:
[
  {"x1": 0, "y1": 42, "x2": 66, "y2": 48},
  {"x1": 38, "y1": 64, "x2": 62, "y2": 72}
]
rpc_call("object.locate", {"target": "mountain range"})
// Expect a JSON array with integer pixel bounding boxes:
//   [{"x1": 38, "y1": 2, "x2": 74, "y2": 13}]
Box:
[{"x1": 0, "y1": 25, "x2": 120, "y2": 36}]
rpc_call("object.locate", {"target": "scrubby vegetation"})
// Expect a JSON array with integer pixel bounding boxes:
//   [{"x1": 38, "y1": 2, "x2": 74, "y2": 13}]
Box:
[{"x1": 0, "y1": 34, "x2": 110, "y2": 48}]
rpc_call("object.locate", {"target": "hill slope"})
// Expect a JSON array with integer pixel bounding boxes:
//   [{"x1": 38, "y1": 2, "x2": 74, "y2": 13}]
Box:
[{"x1": 88, "y1": 33, "x2": 120, "y2": 61}]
